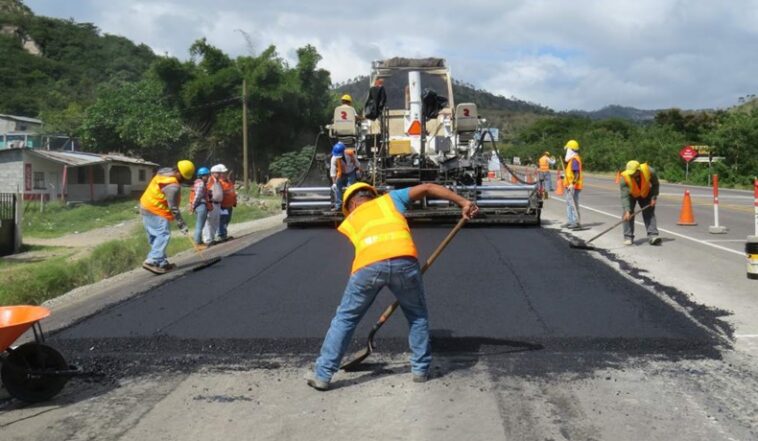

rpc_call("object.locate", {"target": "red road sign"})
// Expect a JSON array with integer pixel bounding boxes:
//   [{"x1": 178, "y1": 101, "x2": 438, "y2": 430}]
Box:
[{"x1": 680, "y1": 145, "x2": 698, "y2": 162}]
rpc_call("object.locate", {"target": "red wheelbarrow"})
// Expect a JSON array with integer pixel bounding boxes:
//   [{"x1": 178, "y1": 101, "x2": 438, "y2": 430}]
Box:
[{"x1": 1, "y1": 305, "x2": 80, "y2": 402}]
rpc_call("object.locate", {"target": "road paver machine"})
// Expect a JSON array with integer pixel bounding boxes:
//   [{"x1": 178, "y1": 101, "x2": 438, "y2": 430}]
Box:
[{"x1": 284, "y1": 57, "x2": 541, "y2": 225}]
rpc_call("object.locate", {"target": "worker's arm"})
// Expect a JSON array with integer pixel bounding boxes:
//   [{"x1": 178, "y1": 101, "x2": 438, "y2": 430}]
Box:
[
  {"x1": 164, "y1": 184, "x2": 188, "y2": 231},
  {"x1": 620, "y1": 180, "x2": 633, "y2": 220},
  {"x1": 408, "y1": 183, "x2": 479, "y2": 219},
  {"x1": 329, "y1": 157, "x2": 338, "y2": 184}
]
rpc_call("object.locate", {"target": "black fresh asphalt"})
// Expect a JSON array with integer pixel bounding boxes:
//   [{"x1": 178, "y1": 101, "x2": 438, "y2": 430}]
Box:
[{"x1": 53, "y1": 226, "x2": 724, "y2": 362}]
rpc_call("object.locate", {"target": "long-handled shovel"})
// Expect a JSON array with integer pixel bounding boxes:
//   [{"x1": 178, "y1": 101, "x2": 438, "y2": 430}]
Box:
[
  {"x1": 568, "y1": 205, "x2": 651, "y2": 250},
  {"x1": 340, "y1": 217, "x2": 468, "y2": 371}
]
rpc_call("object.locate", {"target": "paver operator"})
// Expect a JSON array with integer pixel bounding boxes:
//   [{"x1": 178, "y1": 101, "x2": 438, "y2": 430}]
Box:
[
  {"x1": 308, "y1": 182, "x2": 479, "y2": 391},
  {"x1": 562, "y1": 139, "x2": 583, "y2": 230},
  {"x1": 140, "y1": 160, "x2": 195, "y2": 274},
  {"x1": 620, "y1": 160, "x2": 661, "y2": 246},
  {"x1": 189, "y1": 166, "x2": 212, "y2": 250}
]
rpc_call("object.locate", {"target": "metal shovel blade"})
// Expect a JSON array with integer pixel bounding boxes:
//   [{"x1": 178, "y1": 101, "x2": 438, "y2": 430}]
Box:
[
  {"x1": 340, "y1": 340, "x2": 374, "y2": 371},
  {"x1": 568, "y1": 238, "x2": 596, "y2": 250}
]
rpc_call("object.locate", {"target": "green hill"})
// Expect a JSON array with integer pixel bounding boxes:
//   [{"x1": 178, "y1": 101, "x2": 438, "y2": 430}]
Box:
[{"x1": 0, "y1": 0, "x2": 156, "y2": 117}]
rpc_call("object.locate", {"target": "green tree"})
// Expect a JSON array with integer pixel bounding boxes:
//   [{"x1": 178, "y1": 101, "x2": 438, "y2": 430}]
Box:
[{"x1": 80, "y1": 79, "x2": 185, "y2": 163}]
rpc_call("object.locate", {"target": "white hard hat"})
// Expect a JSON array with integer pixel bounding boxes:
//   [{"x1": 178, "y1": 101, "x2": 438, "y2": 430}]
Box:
[{"x1": 211, "y1": 164, "x2": 228, "y2": 173}]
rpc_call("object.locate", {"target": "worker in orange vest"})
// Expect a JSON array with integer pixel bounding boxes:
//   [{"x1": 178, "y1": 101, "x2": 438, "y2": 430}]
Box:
[
  {"x1": 202, "y1": 164, "x2": 225, "y2": 244},
  {"x1": 307, "y1": 182, "x2": 479, "y2": 391},
  {"x1": 538, "y1": 151, "x2": 556, "y2": 197},
  {"x1": 620, "y1": 160, "x2": 661, "y2": 246},
  {"x1": 562, "y1": 140, "x2": 583, "y2": 229},
  {"x1": 218, "y1": 168, "x2": 238, "y2": 241},
  {"x1": 140, "y1": 160, "x2": 195, "y2": 274}
]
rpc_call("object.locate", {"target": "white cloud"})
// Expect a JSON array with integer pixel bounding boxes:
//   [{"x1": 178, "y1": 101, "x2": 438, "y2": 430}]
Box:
[{"x1": 23, "y1": 0, "x2": 758, "y2": 111}]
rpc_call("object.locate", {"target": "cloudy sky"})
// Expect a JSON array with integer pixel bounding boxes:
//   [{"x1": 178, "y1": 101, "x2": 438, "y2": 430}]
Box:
[{"x1": 24, "y1": 0, "x2": 758, "y2": 111}]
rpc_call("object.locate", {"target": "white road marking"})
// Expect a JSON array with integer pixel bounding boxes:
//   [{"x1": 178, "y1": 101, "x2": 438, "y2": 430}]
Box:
[
  {"x1": 658, "y1": 192, "x2": 753, "y2": 200},
  {"x1": 735, "y1": 334, "x2": 758, "y2": 338},
  {"x1": 704, "y1": 239, "x2": 748, "y2": 243},
  {"x1": 563, "y1": 200, "x2": 745, "y2": 257}
]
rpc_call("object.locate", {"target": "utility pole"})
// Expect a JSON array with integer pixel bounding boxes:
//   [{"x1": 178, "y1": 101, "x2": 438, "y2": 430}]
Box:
[{"x1": 242, "y1": 78, "x2": 250, "y2": 188}]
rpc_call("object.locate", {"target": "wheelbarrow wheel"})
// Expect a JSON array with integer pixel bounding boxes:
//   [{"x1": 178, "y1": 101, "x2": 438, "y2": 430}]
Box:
[{"x1": 1, "y1": 342, "x2": 69, "y2": 403}]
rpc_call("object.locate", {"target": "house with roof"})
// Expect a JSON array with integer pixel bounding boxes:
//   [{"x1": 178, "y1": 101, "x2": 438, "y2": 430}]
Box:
[
  {"x1": 0, "y1": 147, "x2": 158, "y2": 202},
  {"x1": 0, "y1": 114, "x2": 44, "y2": 149}
]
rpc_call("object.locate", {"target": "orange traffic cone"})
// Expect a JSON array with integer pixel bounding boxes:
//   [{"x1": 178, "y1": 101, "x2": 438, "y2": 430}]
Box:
[
  {"x1": 555, "y1": 172, "x2": 565, "y2": 196},
  {"x1": 614, "y1": 170, "x2": 621, "y2": 184},
  {"x1": 677, "y1": 190, "x2": 697, "y2": 225}
]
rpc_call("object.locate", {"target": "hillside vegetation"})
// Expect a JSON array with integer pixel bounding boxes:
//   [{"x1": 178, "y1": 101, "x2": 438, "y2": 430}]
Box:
[
  {"x1": 2, "y1": 0, "x2": 755, "y2": 187},
  {"x1": 0, "y1": 0, "x2": 156, "y2": 118}
]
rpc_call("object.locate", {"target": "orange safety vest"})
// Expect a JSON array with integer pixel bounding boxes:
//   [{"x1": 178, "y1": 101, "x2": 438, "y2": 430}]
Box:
[
  {"x1": 335, "y1": 156, "x2": 346, "y2": 178},
  {"x1": 140, "y1": 174, "x2": 180, "y2": 220},
  {"x1": 337, "y1": 194, "x2": 418, "y2": 274},
  {"x1": 189, "y1": 179, "x2": 212, "y2": 211},
  {"x1": 538, "y1": 155, "x2": 550, "y2": 172},
  {"x1": 220, "y1": 179, "x2": 237, "y2": 208},
  {"x1": 563, "y1": 156, "x2": 583, "y2": 190},
  {"x1": 621, "y1": 163, "x2": 652, "y2": 198}
]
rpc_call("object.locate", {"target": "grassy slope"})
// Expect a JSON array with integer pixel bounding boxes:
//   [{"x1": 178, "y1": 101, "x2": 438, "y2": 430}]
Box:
[{"x1": 2, "y1": 193, "x2": 281, "y2": 305}]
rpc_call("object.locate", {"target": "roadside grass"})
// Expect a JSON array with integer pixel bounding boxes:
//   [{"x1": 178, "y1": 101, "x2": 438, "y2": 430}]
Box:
[
  {"x1": 1, "y1": 192, "x2": 281, "y2": 306},
  {"x1": 0, "y1": 228, "x2": 191, "y2": 306},
  {"x1": 21, "y1": 189, "x2": 280, "y2": 239},
  {"x1": 22, "y1": 198, "x2": 140, "y2": 238}
]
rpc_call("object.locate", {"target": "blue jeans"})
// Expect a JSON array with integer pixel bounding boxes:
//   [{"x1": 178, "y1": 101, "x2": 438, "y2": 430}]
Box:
[
  {"x1": 142, "y1": 213, "x2": 171, "y2": 266},
  {"x1": 566, "y1": 187, "x2": 581, "y2": 225},
  {"x1": 333, "y1": 177, "x2": 348, "y2": 209},
  {"x1": 539, "y1": 171, "x2": 553, "y2": 191},
  {"x1": 219, "y1": 206, "x2": 233, "y2": 239},
  {"x1": 193, "y1": 204, "x2": 208, "y2": 245},
  {"x1": 314, "y1": 257, "x2": 431, "y2": 382}
]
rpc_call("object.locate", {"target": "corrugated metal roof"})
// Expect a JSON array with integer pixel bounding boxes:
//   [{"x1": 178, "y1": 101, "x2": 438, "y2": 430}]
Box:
[
  {"x1": 0, "y1": 114, "x2": 43, "y2": 124},
  {"x1": 101, "y1": 153, "x2": 158, "y2": 166},
  {"x1": 0, "y1": 148, "x2": 158, "y2": 167},
  {"x1": 29, "y1": 150, "x2": 106, "y2": 166}
]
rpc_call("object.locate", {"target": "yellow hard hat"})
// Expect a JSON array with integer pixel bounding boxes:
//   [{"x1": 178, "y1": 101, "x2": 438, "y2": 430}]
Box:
[
  {"x1": 177, "y1": 160, "x2": 196, "y2": 180},
  {"x1": 544, "y1": 151, "x2": 551, "y2": 156},
  {"x1": 626, "y1": 160, "x2": 641, "y2": 174},
  {"x1": 564, "y1": 139, "x2": 579, "y2": 150},
  {"x1": 342, "y1": 182, "x2": 377, "y2": 216},
  {"x1": 341, "y1": 94, "x2": 352, "y2": 103}
]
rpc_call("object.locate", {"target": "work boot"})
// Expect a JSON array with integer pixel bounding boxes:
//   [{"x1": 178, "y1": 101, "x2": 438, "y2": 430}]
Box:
[
  {"x1": 142, "y1": 262, "x2": 167, "y2": 274},
  {"x1": 306, "y1": 376, "x2": 329, "y2": 391},
  {"x1": 412, "y1": 372, "x2": 429, "y2": 383},
  {"x1": 195, "y1": 244, "x2": 209, "y2": 251},
  {"x1": 649, "y1": 236, "x2": 662, "y2": 246},
  {"x1": 623, "y1": 238, "x2": 633, "y2": 246}
]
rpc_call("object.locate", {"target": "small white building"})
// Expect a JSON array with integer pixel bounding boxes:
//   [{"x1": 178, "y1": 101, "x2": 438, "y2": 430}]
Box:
[
  {"x1": 0, "y1": 114, "x2": 45, "y2": 149},
  {"x1": 0, "y1": 148, "x2": 158, "y2": 202}
]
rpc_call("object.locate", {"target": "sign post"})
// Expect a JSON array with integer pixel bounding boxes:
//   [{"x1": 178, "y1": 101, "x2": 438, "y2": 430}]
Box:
[
  {"x1": 679, "y1": 145, "x2": 698, "y2": 182},
  {"x1": 708, "y1": 174, "x2": 728, "y2": 234}
]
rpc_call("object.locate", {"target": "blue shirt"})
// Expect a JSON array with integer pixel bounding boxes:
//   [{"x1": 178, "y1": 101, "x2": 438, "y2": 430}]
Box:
[{"x1": 389, "y1": 188, "x2": 412, "y2": 213}]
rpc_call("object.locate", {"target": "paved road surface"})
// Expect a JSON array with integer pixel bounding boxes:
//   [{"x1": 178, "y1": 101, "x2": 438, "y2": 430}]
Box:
[
  {"x1": 2, "y1": 213, "x2": 757, "y2": 440},
  {"x1": 560, "y1": 173, "x2": 755, "y2": 255}
]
